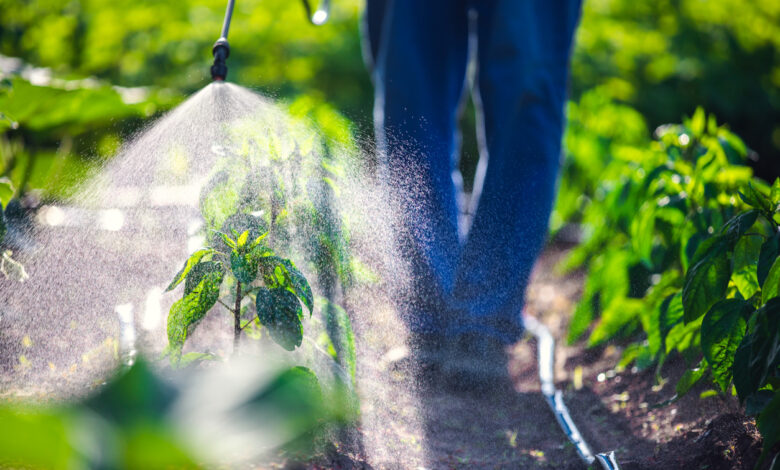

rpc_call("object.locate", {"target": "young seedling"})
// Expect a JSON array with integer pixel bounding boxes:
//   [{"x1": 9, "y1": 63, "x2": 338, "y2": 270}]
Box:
[{"x1": 164, "y1": 212, "x2": 313, "y2": 364}]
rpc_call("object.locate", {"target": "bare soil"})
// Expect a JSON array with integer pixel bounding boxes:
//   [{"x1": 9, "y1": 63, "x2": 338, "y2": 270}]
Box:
[{"x1": 309, "y1": 244, "x2": 767, "y2": 469}]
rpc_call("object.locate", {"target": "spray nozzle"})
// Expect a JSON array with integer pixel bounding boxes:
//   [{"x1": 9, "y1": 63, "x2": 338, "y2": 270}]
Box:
[{"x1": 211, "y1": 37, "x2": 230, "y2": 81}]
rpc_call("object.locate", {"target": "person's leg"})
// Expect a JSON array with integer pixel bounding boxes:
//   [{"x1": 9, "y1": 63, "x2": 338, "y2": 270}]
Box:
[
  {"x1": 451, "y1": 0, "x2": 583, "y2": 342},
  {"x1": 369, "y1": 0, "x2": 470, "y2": 335}
]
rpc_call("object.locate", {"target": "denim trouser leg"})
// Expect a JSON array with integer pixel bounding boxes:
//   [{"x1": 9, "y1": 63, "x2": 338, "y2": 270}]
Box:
[
  {"x1": 450, "y1": 0, "x2": 583, "y2": 343},
  {"x1": 366, "y1": 0, "x2": 582, "y2": 339},
  {"x1": 368, "y1": 0, "x2": 470, "y2": 333}
]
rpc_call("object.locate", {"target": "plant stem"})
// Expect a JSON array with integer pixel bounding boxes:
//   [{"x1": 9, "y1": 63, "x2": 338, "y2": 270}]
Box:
[{"x1": 233, "y1": 281, "x2": 242, "y2": 354}]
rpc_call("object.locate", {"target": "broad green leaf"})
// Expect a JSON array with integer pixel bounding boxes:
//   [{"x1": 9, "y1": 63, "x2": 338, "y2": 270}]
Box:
[
  {"x1": 0, "y1": 177, "x2": 14, "y2": 209},
  {"x1": 745, "y1": 390, "x2": 775, "y2": 416},
  {"x1": 690, "y1": 107, "x2": 705, "y2": 137},
  {"x1": 231, "y1": 248, "x2": 259, "y2": 285},
  {"x1": 256, "y1": 287, "x2": 304, "y2": 351},
  {"x1": 85, "y1": 360, "x2": 176, "y2": 426},
  {"x1": 682, "y1": 237, "x2": 731, "y2": 323},
  {"x1": 281, "y1": 259, "x2": 313, "y2": 314},
  {"x1": 675, "y1": 358, "x2": 707, "y2": 398},
  {"x1": 166, "y1": 248, "x2": 215, "y2": 292},
  {"x1": 733, "y1": 333, "x2": 760, "y2": 401},
  {"x1": 630, "y1": 202, "x2": 655, "y2": 265},
  {"x1": 758, "y1": 234, "x2": 780, "y2": 286},
  {"x1": 733, "y1": 298, "x2": 780, "y2": 401},
  {"x1": 666, "y1": 315, "x2": 703, "y2": 355},
  {"x1": 721, "y1": 209, "x2": 759, "y2": 242},
  {"x1": 771, "y1": 178, "x2": 780, "y2": 207},
  {"x1": 0, "y1": 406, "x2": 75, "y2": 469},
  {"x1": 167, "y1": 269, "x2": 224, "y2": 355},
  {"x1": 739, "y1": 183, "x2": 772, "y2": 213},
  {"x1": 701, "y1": 299, "x2": 751, "y2": 392},
  {"x1": 689, "y1": 234, "x2": 729, "y2": 268},
  {"x1": 762, "y1": 257, "x2": 780, "y2": 304},
  {"x1": 184, "y1": 261, "x2": 224, "y2": 295},
  {"x1": 732, "y1": 234, "x2": 762, "y2": 299},
  {"x1": 588, "y1": 298, "x2": 642, "y2": 346},
  {"x1": 220, "y1": 232, "x2": 237, "y2": 250},
  {"x1": 756, "y1": 391, "x2": 780, "y2": 468},
  {"x1": 659, "y1": 293, "x2": 684, "y2": 350},
  {"x1": 245, "y1": 366, "x2": 324, "y2": 431}
]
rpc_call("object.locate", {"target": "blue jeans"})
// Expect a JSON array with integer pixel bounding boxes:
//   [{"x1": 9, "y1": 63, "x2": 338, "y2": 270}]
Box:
[{"x1": 365, "y1": 0, "x2": 582, "y2": 343}]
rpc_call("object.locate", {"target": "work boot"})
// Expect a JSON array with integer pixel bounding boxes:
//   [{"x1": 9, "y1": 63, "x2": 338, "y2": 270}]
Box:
[{"x1": 442, "y1": 332, "x2": 511, "y2": 394}]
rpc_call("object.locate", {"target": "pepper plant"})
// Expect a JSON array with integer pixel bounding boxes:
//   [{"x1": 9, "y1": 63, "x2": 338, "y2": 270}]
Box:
[
  {"x1": 561, "y1": 106, "x2": 779, "y2": 464},
  {"x1": 163, "y1": 105, "x2": 358, "y2": 392},
  {"x1": 165, "y1": 211, "x2": 314, "y2": 363}
]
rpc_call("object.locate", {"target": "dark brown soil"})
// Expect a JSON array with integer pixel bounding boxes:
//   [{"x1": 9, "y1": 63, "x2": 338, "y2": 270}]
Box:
[{"x1": 317, "y1": 244, "x2": 769, "y2": 469}]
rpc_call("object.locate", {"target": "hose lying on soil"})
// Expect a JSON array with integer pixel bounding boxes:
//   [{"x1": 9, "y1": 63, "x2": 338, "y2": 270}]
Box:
[{"x1": 524, "y1": 315, "x2": 621, "y2": 470}]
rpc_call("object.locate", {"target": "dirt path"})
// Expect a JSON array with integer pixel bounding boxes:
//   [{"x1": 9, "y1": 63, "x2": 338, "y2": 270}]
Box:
[{"x1": 334, "y1": 246, "x2": 763, "y2": 470}]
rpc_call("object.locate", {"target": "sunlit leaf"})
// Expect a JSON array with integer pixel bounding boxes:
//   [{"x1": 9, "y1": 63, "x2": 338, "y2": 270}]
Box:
[
  {"x1": 167, "y1": 268, "x2": 224, "y2": 356},
  {"x1": 166, "y1": 248, "x2": 215, "y2": 292},
  {"x1": 682, "y1": 236, "x2": 732, "y2": 323},
  {"x1": 732, "y1": 234, "x2": 761, "y2": 299},
  {"x1": 700, "y1": 299, "x2": 751, "y2": 392},
  {"x1": 762, "y1": 257, "x2": 780, "y2": 304}
]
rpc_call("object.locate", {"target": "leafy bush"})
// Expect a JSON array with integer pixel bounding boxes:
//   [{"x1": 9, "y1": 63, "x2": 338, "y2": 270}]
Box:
[
  {"x1": 164, "y1": 99, "x2": 358, "y2": 398},
  {"x1": 562, "y1": 105, "x2": 779, "y2": 463}
]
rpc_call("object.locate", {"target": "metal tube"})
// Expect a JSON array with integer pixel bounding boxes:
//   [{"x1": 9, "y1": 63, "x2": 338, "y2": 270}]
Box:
[{"x1": 220, "y1": 0, "x2": 236, "y2": 39}]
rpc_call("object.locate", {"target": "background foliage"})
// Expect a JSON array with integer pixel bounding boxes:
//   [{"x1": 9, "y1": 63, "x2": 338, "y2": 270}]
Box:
[{"x1": 1, "y1": 0, "x2": 779, "y2": 465}]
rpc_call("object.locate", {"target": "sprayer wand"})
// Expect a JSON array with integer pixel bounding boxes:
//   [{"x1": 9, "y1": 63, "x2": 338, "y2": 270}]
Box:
[{"x1": 210, "y1": 0, "x2": 331, "y2": 81}]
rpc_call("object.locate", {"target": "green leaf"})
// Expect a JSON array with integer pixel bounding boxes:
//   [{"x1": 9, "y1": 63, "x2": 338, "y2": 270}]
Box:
[
  {"x1": 732, "y1": 234, "x2": 762, "y2": 299},
  {"x1": 733, "y1": 298, "x2": 780, "y2": 401},
  {"x1": 701, "y1": 299, "x2": 751, "y2": 392},
  {"x1": 236, "y1": 230, "x2": 249, "y2": 247},
  {"x1": 166, "y1": 249, "x2": 215, "y2": 292},
  {"x1": 184, "y1": 261, "x2": 224, "y2": 295},
  {"x1": 220, "y1": 232, "x2": 237, "y2": 250},
  {"x1": 676, "y1": 358, "x2": 707, "y2": 398},
  {"x1": 756, "y1": 391, "x2": 780, "y2": 468},
  {"x1": 762, "y1": 257, "x2": 780, "y2": 304},
  {"x1": 758, "y1": 234, "x2": 780, "y2": 287},
  {"x1": 630, "y1": 202, "x2": 656, "y2": 265},
  {"x1": 280, "y1": 259, "x2": 313, "y2": 314},
  {"x1": 771, "y1": 178, "x2": 780, "y2": 207},
  {"x1": 256, "y1": 287, "x2": 304, "y2": 351},
  {"x1": 745, "y1": 390, "x2": 775, "y2": 416},
  {"x1": 177, "y1": 352, "x2": 218, "y2": 368},
  {"x1": 659, "y1": 293, "x2": 685, "y2": 350},
  {"x1": 690, "y1": 107, "x2": 705, "y2": 137},
  {"x1": 682, "y1": 236, "x2": 732, "y2": 323},
  {"x1": 721, "y1": 209, "x2": 759, "y2": 242},
  {"x1": 212, "y1": 213, "x2": 267, "y2": 254},
  {"x1": 739, "y1": 183, "x2": 772, "y2": 213},
  {"x1": 733, "y1": 333, "x2": 760, "y2": 401},
  {"x1": 0, "y1": 177, "x2": 14, "y2": 209},
  {"x1": 167, "y1": 268, "x2": 224, "y2": 356},
  {"x1": 231, "y1": 248, "x2": 259, "y2": 285}
]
